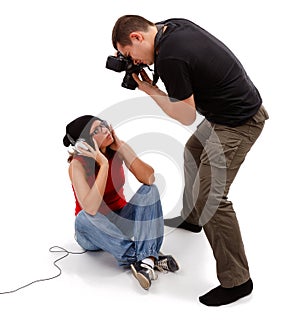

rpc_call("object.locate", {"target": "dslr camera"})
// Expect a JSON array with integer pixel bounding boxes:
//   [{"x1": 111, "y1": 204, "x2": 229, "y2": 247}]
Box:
[{"x1": 106, "y1": 52, "x2": 147, "y2": 90}]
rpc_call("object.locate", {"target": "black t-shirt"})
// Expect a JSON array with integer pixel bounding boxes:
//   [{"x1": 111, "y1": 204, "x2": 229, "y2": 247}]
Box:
[{"x1": 155, "y1": 18, "x2": 262, "y2": 127}]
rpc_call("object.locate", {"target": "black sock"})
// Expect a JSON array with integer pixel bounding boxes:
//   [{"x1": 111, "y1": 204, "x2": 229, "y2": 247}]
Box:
[
  {"x1": 164, "y1": 216, "x2": 202, "y2": 233},
  {"x1": 199, "y1": 278, "x2": 253, "y2": 306}
]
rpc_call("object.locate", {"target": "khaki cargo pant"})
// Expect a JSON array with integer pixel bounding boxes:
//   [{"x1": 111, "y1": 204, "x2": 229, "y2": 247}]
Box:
[{"x1": 181, "y1": 105, "x2": 269, "y2": 287}]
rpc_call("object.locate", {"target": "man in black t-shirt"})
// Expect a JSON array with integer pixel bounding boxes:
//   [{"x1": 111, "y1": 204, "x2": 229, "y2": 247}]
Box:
[{"x1": 111, "y1": 15, "x2": 269, "y2": 306}]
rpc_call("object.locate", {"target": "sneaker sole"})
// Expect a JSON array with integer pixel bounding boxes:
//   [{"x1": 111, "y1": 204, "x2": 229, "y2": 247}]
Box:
[{"x1": 130, "y1": 264, "x2": 151, "y2": 290}]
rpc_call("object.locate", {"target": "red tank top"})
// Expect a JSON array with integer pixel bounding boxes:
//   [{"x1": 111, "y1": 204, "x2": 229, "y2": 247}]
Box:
[{"x1": 72, "y1": 152, "x2": 127, "y2": 216}]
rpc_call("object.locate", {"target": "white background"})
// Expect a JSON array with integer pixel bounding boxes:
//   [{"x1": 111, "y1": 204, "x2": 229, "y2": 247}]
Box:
[{"x1": 0, "y1": 0, "x2": 299, "y2": 335}]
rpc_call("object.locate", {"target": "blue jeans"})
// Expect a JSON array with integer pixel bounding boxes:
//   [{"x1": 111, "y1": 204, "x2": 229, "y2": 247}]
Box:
[{"x1": 74, "y1": 184, "x2": 164, "y2": 266}]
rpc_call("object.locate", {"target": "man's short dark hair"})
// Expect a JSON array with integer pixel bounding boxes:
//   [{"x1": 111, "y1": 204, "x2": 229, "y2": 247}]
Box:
[{"x1": 112, "y1": 15, "x2": 155, "y2": 49}]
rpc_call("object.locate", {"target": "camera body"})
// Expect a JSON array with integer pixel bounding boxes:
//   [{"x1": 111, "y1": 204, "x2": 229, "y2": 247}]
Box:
[{"x1": 106, "y1": 52, "x2": 147, "y2": 90}]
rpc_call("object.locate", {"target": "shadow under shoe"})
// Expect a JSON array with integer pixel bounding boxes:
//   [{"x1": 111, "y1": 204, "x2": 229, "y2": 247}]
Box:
[
  {"x1": 130, "y1": 261, "x2": 157, "y2": 290},
  {"x1": 164, "y1": 216, "x2": 202, "y2": 233}
]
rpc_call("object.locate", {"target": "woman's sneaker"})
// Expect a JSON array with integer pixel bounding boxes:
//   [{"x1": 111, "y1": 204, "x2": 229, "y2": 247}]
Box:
[
  {"x1": 154, "y1": 253, "x2": 180, "y2": 273},
  {"x1": 130, "y1": 261, "x2": 157, "y2": 290}
]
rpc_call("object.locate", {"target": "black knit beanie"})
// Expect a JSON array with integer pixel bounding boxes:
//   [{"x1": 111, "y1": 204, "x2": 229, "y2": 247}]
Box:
[{"x1": 63, "y1": 115, "x2": 101, "y2": 147}]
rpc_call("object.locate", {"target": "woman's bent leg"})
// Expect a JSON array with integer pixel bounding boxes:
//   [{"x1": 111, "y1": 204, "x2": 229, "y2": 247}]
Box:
[
  {"x1": 75, "y1": 210, "x2": 136, "y2": 266},
  {"x1": 115, "y1": 184, "x2": 164, "y2": 262}
]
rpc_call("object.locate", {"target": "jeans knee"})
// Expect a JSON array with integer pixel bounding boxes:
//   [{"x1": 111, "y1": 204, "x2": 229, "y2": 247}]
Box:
[
  {"x1": 138, "y1": 184, "x2": 157, "y2": 194},
  {"x1": 148, "y1": 184, "x2": 159, "y2": 197},
  {"x1": 75, "y1": 210, "x2": 86, "y2": 231},
  {"x1": 138, "y1": 184, "x2": 160, "y2": 200}
]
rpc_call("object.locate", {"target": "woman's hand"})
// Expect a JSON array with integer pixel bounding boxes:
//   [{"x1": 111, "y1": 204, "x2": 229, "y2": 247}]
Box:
[
  {"x1": 109, "y1": 127, "x2": 124, "y2": 152},
  {"x1": 77, "y1": 138, "x2": 108, "y2": 166}
]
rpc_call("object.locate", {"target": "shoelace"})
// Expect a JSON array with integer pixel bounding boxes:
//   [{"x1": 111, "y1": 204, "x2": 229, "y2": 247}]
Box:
[
  {"x1": 141, "y1": 262, "x2": 158, "y2": 280},
  {"x1": 155, "y1": 258, "x2": 169, "y2": 273}
]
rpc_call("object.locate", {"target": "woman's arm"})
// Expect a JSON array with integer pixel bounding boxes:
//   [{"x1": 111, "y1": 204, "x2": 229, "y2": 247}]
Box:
[
  {"x1": 110, "y1": 129, "x2": 155, "y2": 185},
  {"x1": 119, "y1": 142, "x2": 155, "y2": 185},
  {"x1": 69, "y1": 140, "x2": 109, "y2": 216}
]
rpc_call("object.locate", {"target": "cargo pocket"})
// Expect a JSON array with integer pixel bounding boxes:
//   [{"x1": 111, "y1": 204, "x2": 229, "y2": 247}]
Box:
[
  {"x1": 252, "y1": 105, "x2": 269, "y2": 123},
  {"x1": 201, "y1": 138, "x2": 242, "y2": 170}
]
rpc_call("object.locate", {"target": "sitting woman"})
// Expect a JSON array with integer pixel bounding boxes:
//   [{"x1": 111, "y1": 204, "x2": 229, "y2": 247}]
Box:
[{"x1": 63, "y1": 115, "x2": 178, "y2": 290}]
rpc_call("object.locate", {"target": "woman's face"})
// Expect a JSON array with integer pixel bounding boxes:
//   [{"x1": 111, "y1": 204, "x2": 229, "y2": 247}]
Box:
[{"x1": 89, "y1": 119, "x2": 114, "y2": 151}]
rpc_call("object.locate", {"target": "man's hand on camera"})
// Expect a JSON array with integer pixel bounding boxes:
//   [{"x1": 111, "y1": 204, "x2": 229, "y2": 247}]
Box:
[
  {"x1": 132, "y1": 70, "x2": 158, "y2": 94},
  {"x1": 139, "y1": 69, "x2": 153, "y2": 84}
]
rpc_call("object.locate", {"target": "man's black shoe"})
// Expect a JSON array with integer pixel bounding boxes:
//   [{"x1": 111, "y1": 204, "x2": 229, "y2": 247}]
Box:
[{"x1": 164, "y1": 216, "x2": 202, "y2": 233}]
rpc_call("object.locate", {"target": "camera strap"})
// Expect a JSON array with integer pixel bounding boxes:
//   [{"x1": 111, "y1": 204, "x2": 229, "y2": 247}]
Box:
[
  {"x1": 152, "y1": 22, "x2": 176, "y2": 86},
  {"x1": 152, "y1": 24, "x2": 165, "y2": 86}
]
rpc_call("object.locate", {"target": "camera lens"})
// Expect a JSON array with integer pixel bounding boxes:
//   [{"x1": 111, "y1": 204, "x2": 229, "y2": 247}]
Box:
[{"x1": 106, "y1": 56, "x2": 127, "y2": 72}]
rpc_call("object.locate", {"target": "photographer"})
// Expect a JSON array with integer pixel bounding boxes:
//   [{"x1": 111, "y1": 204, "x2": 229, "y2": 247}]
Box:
[
  {"x1": 63, "y1": 115, "x2": 179, "y2": 290},
  {"x1": 110, "y1": 15, "x2": 269, "y2": 305}
]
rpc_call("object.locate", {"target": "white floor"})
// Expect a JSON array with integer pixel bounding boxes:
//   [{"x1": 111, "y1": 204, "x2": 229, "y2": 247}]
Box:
[
  {"x1": 1, "y1": 194, "x2": 298, "y2": 335},
  {"x1": 1, "y1": 1, "x2": 299, "y2": 335}
]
